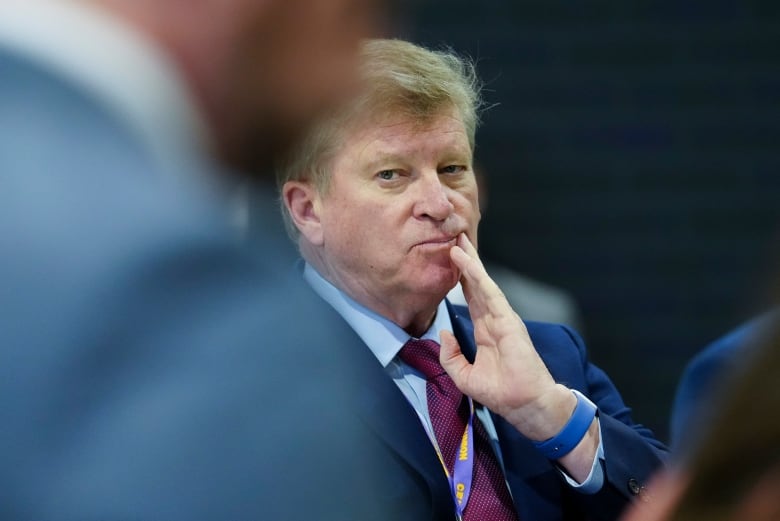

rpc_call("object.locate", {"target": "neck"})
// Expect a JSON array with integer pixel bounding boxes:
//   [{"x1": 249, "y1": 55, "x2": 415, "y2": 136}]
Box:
[
  {"x1": 402, "y1": 310, "x2": 438, "y2": 338},
  {"x1": 302, "y1": 249, "x2": 443, "y2": 337},
  {"x1": 339, "y1": 279, "x2": 440, "y2": 338}
]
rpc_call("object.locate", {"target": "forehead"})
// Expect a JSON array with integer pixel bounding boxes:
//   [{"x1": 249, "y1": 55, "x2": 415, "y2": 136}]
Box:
[{"x1": 343, "y1": 109, "x2": 472, "y2": 160}]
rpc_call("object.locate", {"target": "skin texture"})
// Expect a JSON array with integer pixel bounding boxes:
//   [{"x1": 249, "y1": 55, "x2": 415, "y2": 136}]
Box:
[
  {"x1": 285, "y1": 107, "x2": 600, "y2": 482},
  {"x1": 286, "y1": 109, "x2": 480, "y2": 336}
]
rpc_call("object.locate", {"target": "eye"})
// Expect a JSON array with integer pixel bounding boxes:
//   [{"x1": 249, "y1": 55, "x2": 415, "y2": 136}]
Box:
[
  {"x1": 377, "y1": 169, "x2": 399, "y2": 181},
  {"x1": 440, "y1": 165, "x2": 466, "y2": 175}
]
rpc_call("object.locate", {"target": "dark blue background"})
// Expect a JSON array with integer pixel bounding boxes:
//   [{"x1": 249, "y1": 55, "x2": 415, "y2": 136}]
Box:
[{"x1": 399, "y1": 0, "x2": 780, "y2": 441}]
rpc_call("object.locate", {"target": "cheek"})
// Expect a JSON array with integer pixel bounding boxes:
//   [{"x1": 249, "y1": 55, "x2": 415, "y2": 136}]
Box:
[
  {"x1": 454, "y1": 194, "x2": 481, "y2": 245},
  {"x1": 472, "y1": 199, "x2": 482, "y2": 225},
  {"x1": 455, "y1": 191, "x2": 481, "y2": 223},
  {"x1": 321, "y1": 203, "x2": 375, "y2": 246}
]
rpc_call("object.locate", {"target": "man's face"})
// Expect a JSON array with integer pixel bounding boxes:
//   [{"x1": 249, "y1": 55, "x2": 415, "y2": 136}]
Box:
[
  {"x1": 226, "y1": 0, "x2": 383, "y2": 173},
  {"x1": 302, "y1": 109, "x2": 481, "y2": 332}
]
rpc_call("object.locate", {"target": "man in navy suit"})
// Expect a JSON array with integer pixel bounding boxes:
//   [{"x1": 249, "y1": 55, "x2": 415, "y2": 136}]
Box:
[
  {"x1": 279, "y1": 39, "x2": 668, "y2": 520},
  {"x1": 0, "y1": 0, "x2": 394, "y2": 519}
]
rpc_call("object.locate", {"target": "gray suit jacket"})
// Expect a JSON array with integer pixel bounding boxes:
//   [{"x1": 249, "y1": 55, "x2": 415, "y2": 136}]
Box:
[{"x1": 0, "y1": 47, "x2": 394, "y2": 520}]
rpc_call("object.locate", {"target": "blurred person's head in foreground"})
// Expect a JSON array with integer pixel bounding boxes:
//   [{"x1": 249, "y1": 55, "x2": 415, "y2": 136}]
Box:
[{"x1": 94, "y1": 0, "x2": 385, "y2": 175}]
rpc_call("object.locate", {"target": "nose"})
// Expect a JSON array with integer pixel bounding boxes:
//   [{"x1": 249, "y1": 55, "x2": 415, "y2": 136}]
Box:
[{"x1": 414, "y1": 170, "x2": 455, "y2": 221}]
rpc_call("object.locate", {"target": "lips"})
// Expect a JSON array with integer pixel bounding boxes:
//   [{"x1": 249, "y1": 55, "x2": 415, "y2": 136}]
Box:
[{"x1": 415, "y1": 236, "x2": 457, "y2": 248}]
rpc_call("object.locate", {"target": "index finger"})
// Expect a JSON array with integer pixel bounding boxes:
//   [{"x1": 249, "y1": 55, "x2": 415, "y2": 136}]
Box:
[{"x1": 450, "y1": 233, "x2": 504, "y2": 304}]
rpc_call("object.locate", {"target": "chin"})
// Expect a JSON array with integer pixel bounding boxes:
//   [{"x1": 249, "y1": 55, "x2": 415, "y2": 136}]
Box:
[{"x1": 414, "y1": 268, "x2": 460, "y2": 299}]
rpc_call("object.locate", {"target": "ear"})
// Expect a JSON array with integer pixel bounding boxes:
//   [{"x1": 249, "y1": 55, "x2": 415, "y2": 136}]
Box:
[{"x1": 282, "y1": 180, "x2": 324, "y2": 245}]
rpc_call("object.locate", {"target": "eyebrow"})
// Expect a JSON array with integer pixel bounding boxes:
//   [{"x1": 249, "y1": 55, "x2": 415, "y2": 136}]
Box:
[
  {"x1": 362, "y1": 146, "x2": 473, "y2": 170},
  {"x1": 362, "y1": 152, "x2": 406, "y2": 173}
]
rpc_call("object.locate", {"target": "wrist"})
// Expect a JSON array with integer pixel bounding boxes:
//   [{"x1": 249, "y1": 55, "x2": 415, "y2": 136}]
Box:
[
  {"x1": 503, "y1": 383, "x2": 576, "y2": 440},
  {"x1": 532, "y1": 389, "x2": 597, "y2": 460}
]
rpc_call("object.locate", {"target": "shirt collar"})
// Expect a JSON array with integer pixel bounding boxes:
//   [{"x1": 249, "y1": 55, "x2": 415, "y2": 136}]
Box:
[
  {"x1": 0, "y1": 0, "x2": 213, "y2": 178},
  {"x1": 304, "y1": 263, "x2": 454, "y2": 367}
]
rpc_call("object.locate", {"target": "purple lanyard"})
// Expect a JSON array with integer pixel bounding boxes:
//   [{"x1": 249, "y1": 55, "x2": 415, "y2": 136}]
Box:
[{"x1": 433, "y1": 397, "x2": 476, "y2": 519}]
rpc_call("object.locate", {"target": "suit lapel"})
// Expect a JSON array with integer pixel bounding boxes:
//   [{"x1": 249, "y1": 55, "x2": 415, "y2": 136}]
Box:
[
  {"x1": 447, "y1": 299, "x2": 476, "y2": 362},
  {"x1": 313, "y1": 292, "x2": 453, "y2": 516},
  {"x1": 351, "y1": 340, "x2": 439, "y2": 472}
]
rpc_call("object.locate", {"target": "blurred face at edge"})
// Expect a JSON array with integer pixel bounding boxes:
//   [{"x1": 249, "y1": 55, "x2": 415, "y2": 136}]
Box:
[{"x1": 224, "y1": 0, "x2": 384, "y2": 174}]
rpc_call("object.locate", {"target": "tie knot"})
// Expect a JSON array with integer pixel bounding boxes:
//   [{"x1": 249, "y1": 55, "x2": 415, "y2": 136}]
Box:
[{"x1": 398, "y1": 338, "x2": 445, "y2": 379}]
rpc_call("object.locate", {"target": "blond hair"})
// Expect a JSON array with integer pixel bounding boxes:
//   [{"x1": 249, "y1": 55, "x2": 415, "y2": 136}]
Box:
[{"x1": 276, "y1": 38, "x2": 483, "y2": 238}]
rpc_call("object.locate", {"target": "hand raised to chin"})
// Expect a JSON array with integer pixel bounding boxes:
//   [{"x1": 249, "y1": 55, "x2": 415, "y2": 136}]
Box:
[
  {"x1": 439, "y1": 234, "x2": 600, "y2": 483},
  {"x1": 439, "y1": 233, "x2": 573, "y2": 441}
]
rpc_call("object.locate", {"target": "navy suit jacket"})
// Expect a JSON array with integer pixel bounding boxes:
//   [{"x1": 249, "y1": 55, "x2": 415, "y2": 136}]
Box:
[
  {"x1": 336, "y1": 299, "x2": 668, "y2": 521},
  {"x1": 0, "y1": 46, "x2": 398, "y2": 521}
]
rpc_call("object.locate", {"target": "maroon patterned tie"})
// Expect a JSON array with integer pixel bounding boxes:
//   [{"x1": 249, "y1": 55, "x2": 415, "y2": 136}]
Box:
[{"x1": 399, "y1": 339, "x2": 519, "y2": 520}]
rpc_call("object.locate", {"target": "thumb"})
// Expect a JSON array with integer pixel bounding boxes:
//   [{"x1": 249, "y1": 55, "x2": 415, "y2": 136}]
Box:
[{"x1": 439, "y1": 329, "x2": 472, "y2": 389}]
